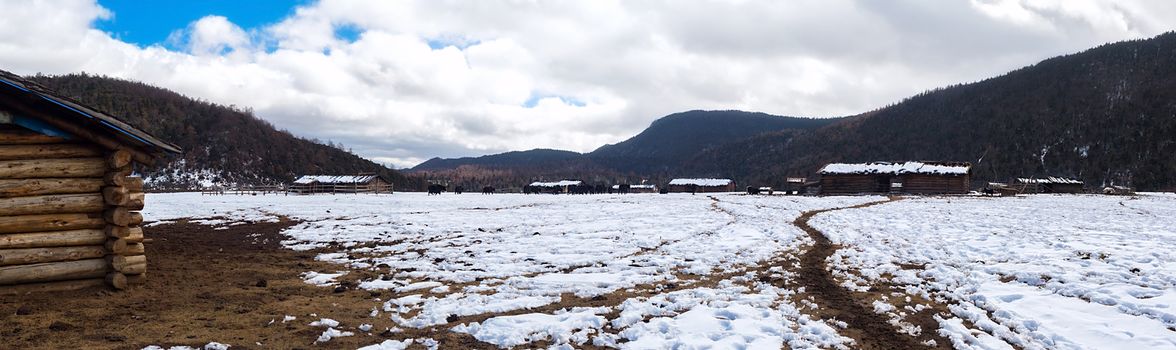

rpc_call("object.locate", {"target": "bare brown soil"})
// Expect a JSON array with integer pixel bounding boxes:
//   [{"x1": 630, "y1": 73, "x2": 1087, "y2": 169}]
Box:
[
  {"x1": 0, "y1": 220, "x2": 489, "y2": 350},
  {"x1": 791, "y1": 198, "x2": 954, "y2": 350},
  {"x1": 0, "y1": 219, "x2": 760, "y2": 350}
]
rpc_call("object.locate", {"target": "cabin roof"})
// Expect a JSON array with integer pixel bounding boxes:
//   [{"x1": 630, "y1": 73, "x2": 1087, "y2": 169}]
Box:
[
  {"x1": 1015, "y1": 177, "x2": 1083, "y2": 184},
  {"x1": 819, "y1": 161, "x2": 971, "y2": 176},
  {"x1": 669, "y1": 178, "x2": 733, "y2": 186},
  {"x1": 529, "y1": 180, "x2": 582, "y2": 187},
  {"x1": 294, "y1": 175, "x2": 382, "y2": 184},
  {"x1": 0, "y1": 70, "x2": 181, "y2": 156}
]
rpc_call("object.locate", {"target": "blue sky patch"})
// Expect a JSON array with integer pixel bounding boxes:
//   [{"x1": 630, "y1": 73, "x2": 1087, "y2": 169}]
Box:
[
  {"x1": 426, "y1": 37, "x2": 482, "y2": 50},
  {"x1": 523, "y1": 93, "x2": 586, "y2": 108},
  {"x1": 95, "y1": 0, "x2": 306, "y2": 47},
  {"x1": 334, "y1": 24, "x2": 364, "y2": 43}
]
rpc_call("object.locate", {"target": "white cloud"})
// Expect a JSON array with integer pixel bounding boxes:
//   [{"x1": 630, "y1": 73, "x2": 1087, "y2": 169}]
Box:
[
  {"x1": 171, "y1": 15, "x2": 253, "y2": 56},
  {"x1": 0, "y1": 0, "x2": 1173, "y2": 168}
]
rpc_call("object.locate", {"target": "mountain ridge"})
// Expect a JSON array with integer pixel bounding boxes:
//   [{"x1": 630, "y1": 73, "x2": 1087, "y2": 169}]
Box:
[{"x1": 413, "y1": 32, "x2": 1176, "y2": 191}]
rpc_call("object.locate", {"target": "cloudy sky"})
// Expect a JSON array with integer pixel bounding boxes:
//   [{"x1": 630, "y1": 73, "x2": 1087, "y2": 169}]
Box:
[{"x1": 1, "y1": 0, "x2": 1173, "y2": 168}]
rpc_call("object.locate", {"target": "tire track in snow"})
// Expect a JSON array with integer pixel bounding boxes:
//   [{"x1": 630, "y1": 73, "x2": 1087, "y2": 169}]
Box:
[{"x1": 792, "y1": 197, "x2": 954, "y2": 350}]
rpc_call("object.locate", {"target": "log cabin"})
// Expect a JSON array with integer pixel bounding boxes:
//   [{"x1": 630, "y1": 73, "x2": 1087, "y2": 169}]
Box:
[
  {"x1": 0, "y1": 70, "x2": 180, "y2": 294},
  {"x1": 818, "y1": 161, "x2": 971, "y2": 195},
  {"x1": 288, "y1": 175, "x2": 393, "y2": 194},
  {"x1": 667, "y1": 178, "x2": 737, "y2": 193}
]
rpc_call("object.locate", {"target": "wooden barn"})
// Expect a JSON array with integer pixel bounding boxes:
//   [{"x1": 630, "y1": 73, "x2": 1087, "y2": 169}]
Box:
[
  {"x1": 1012, "y1": 177, "x2": 1084, "y2": 194},
  {"x1": 0, "y1": 70, "x2": 180, "y2": 294},
  {"x1": 819, "y1": 161, "x2": 971, "y2": 195},
  {"x1": 667, "y1": 178, "x2": 737, "y2": 193},
  {"x1": 288, "y1": 175, "x2": 392, "y2": 194}
]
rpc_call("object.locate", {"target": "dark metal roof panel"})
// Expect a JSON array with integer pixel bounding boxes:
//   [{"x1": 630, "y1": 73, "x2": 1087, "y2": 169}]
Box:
[{"x1": 0, "y1": 69, "x2": 181, "y2": 155}]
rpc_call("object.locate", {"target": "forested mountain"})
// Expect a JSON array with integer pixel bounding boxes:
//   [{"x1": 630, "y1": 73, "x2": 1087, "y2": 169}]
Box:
[
  {"x1": 686, "y1": 32, "x2": 1176, "y2": 190},
  {"x1": 413, "y1": 149, "x2": 582, "y2": 171},
  {"x1": 30, "y1": 74, "x2": 423, "y2": 190},
  {"x1": 410, "y1": 110, "x2": 834, "y2": 188},
  {"x1": 416, "y1": 32, "x2": 1176, "y2": 191},
  {"x1": 588, "y1": 110, "x2": 837, "y2": 173}
]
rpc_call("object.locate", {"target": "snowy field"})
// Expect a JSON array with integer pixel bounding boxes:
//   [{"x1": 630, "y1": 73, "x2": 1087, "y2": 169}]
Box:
[
  {"x1": 812, "y1": 193, "x2": 1176, "y2": 350},
  {"x1": 142, "y1": 192, "x2": 1176, "y2": 349}
]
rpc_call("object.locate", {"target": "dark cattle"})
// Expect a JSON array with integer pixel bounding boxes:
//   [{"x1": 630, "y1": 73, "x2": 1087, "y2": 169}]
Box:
[
  {"x1": 618, "y1": 184, "x2": 631, "y2": 194},
  {"x1": 454, "y1": 186, "x2": 464, "y2": 194},
  {"x1": 747, "y1": 186, "x2": 760, "y2": 195},
  {"x1": 594, "y1": 184, "x2": 608, "y2": 194},
  {"x1": 428, "y1": 184, "x2": 445, "y2": 195},
  {"x1": 482, "y1": 186, "x2": 496, "y2": 194}
]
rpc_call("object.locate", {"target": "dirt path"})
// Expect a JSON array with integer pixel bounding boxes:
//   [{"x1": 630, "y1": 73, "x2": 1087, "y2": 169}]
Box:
[{"x1": 792, "y1": 198, "x2": 954, "y2": 350}]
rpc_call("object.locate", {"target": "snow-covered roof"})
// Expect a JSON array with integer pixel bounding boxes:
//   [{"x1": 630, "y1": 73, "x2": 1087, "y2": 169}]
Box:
[
  {"x1": 819, "y1": 162, "x2": 970, "y2": 176},
  {"x1": 1015, "y1": 177, "x2": 1083, "y2": 184},
  {"x1": 529, "y1": 180, "x2": 582, "y2": 187},
  {"x1": 669, "y1": 178, "x2": 733, "y2": 186},
  {"x1": 294, "y1": 175, "x2": 381, "y2": 184}
]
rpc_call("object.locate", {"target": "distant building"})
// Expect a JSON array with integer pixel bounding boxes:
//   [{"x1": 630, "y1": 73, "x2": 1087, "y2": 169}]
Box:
[
  {"x1": 667, "y1": 178, "x2": 737, "y2": 193},
  {"x1": 818, "y1": 161, "x2": 971, "y2": 195},
  {"x1": 611, "y1": 184, "x2": 658, "y2": 194},
  {"x1": 1012, "y1": 177, "x2": 1084, "y2": 194},
  {"x1": 289, "y1": 175, "x2": 392, "y2": 194},
  {"x1": 527, "y1": 180, "x2": 582, "y2": 194}
]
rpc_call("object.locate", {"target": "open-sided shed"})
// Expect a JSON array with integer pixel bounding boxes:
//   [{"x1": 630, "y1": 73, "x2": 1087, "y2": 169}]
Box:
[
  {"x1": 526, "y1": 180, "x2": 583, "y2": 194},
  {"x1": 1012, "y1": 177, "x2": 1084, "y2": 194},
  {"x1": 288, "y1": 175, "x2": 392, "y2": 194},
  {"x1": 819, "y1": 161, "x2": 971, "y2": 195},
  {"x1": 0, "y1": 69, "x2": 180, "y2": 294},
  {"x1": 667, "y1": 178, "x2": 736, "y2": 193}
]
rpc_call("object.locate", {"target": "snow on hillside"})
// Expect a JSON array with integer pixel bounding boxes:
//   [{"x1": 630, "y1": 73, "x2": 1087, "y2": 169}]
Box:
[
  {"x1": 144, "y1": 192, "x2": 879, "y2": 348},
  {"x1": 810, "y1": 194, "x2": 1176, "y2": 349}
]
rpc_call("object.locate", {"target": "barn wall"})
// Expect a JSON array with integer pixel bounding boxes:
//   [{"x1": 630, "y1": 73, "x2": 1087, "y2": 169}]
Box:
[
  {"x1": 820, "y1": 174, "x2": 885, "y2": 194},
  {"x1": 899, "y1": 174, "x2": 970, "y2": 194},
  {"x1": 667, "y1": 183, "x2": 736, "y2": 193},
  {"x1": 1046, "y1": 183, "x2": 1084, "y2": 193},
  {"x1": 0, "y1": 126, "x2": 147, "y2": 294}
]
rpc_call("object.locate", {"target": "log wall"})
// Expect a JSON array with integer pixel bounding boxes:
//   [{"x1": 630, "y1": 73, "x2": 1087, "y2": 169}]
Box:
[
  {"x1": 820, "y1": 174, "x2": 887, "y2": 195},
  {"x1": 898, "y1": 174, "x2": 970, "y2": 194},
  {"x1": 0, "y1": 127, "x2": 149, "y2": 294},
  {"x1": 820, "y1": 174, "x2": 969, "y2": 195},
  {"x1": 666, "y1": 183, "x2": 737, "y2": 193}
]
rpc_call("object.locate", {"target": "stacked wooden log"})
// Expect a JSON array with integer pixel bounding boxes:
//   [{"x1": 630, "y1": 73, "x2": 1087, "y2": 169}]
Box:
[
  {"x1": 0, "y1": 127, "x2": 147, "y2": 294},
  {"x1": 101, "y1": 149, "x2": 148, "y2": 290}
]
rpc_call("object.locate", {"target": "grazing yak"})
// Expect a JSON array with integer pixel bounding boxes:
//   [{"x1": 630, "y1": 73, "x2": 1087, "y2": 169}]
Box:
[
  {"x1": 428, "y1": 184, "x2": 445, "y2": 195},
  {"x1": 482, "y1": 186, "x2": 496, "y2": 194},
  {"x1": 454, "y1": 186, "x2": 464, "y2": 194}
]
